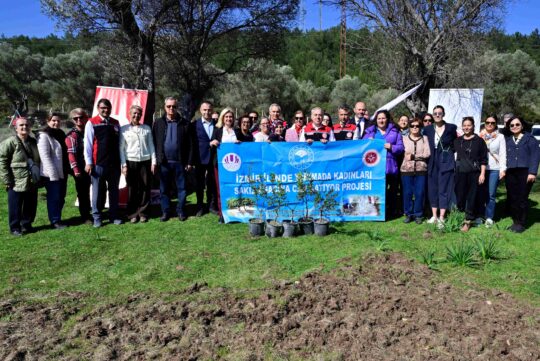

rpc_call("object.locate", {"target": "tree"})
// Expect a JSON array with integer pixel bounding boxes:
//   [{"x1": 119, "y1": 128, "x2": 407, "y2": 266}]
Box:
[
  {"x1": 0, "y1": 43, "x2": 46, "y2": 116},
  {"x1": 42, "y1": 0, "x2": 298, "y2": 122},
  {"x1": 329, "y1": 75, "x2": 369, "y2": 110},
  {"x1": 334, "y1": 0, "x2": 507, "y2": 113}
]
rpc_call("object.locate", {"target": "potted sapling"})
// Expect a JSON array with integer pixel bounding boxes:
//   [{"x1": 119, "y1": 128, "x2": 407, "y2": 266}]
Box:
[
  {"x1": 296, "y1": 172, "x2": 317, "y2": 235},
  {"x1": 282, "y1": 202, "x2": 298, "y2": 238},
  {"x1": 313, "y1": 187, "x2": 339, "y2": 236},
  {"x1": 265, "y1": 173, "x2": 286, "y2": 238},
  {"x1": 247, "y1": 174, "x2": 267, "y2": 236}
]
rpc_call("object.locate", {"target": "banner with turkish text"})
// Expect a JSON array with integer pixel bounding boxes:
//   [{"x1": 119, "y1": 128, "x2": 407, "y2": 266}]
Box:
[{"x1": 217, "y1": 140, "x2": 387, "y2": 223}]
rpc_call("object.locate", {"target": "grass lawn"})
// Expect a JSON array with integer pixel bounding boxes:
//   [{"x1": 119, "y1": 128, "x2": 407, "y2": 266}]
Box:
[{"x1": 0, "y1": 179, "x2": 539, "y2": 306}]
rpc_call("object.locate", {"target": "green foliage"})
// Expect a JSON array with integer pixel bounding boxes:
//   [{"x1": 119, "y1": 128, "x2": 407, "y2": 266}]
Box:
[
  {"x1": 446, "y1": 242, "x2": 479, "y2": 268},
  {"x1": 296, "y1": 172, "x2": 316, "y2": 220},
  {"x1": 314, "y1": 187, "x2": 339, "y2": 221},
  {"x1": 329, "y1": 75, "x2": 370, "y2": 110},
  {"x1": 226, "y1": 197, "x2": 254, "y2": 209},
  {"x1": 267, "y1": 173, "x2": 287, "y2": 222},
  {"x1": 419, "y1": 248, "x2": 438, "y2": 270},
  {"x1": 247, "y1": 173, "x2": 268, "y2": 221},
  {"x1": 433, "y1": 209, "x2": 465, "y2": 233},
  {"x1": 475, "y1": 237, "x2": 501, "y2": 263}
]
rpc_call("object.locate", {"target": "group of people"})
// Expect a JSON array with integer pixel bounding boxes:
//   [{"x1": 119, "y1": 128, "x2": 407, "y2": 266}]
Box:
[{"x1": 1, "y1": 97, "x2": 539, "y2": 236}]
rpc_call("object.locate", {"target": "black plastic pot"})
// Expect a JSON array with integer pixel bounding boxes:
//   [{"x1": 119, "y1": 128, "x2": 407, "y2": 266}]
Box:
[
  {"x1": 314, "y1": 219, "x2": 330, "y2": 236},
  {"x1": 298, "y1": 218, "x2": 314, "y2": 235},
  {"x1": 248, "y1": 218, "x2": 265, "y2": 237},
  {"x1": 282, "y1": 220, "x2": 297, "y2": 238},
  {"x1": 266, "y1": 220, "x2": 283, "y2": 238}
]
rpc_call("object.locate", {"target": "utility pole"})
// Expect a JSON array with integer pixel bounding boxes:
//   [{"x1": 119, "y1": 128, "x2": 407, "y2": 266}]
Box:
[
  {"x1": 339, "y1": 0, "x2": 347, "y2": 78},
  {"x1": 319, "y1": 0, "x2": 322, "y2": 31}
]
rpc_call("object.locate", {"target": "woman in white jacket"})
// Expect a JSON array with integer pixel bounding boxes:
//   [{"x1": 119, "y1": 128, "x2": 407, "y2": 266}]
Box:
[
  {"x1": 477, "y1": 115, "x2": 506, "y2": 227},
  {"x1": 38, "y1": 113, "x2": 68, "y2": 229},
  {"x1": 119, "y1": 105, "x2": 156, "y2": 223}
]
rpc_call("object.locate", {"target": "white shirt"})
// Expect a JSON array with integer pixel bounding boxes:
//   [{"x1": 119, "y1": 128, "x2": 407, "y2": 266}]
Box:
[
  {"x1": 221, "y1": 127, "x2": 237, "y2": 143},
  {"x1": 119, "y1": 124, "x2": 156, "y2": 166},
  {"x1": 202, "y1": 118, "x2": 214, "y2": 139},
  {"x1": 254, "y1": 132, "x2": 270, "y2": 142}
]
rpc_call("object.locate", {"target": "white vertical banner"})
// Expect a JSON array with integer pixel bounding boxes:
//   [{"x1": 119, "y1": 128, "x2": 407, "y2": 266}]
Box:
[{"x1": 428, "y1": 89, "x2": 484, "y2": 134}]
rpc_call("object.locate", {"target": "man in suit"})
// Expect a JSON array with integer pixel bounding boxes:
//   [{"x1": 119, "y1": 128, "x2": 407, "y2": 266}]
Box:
[
  {"x1": 191, "y1": 101, "x2": 218, "y2": 216},
  {"x1": 153, "y1": 97, "x2": 192, "y2": 222},
  {"x1": 84, "y1": 98, "x2": 122, "y2": 227},
  {"x1": 351, "y1": 101, "x2": 373, "y2": 139}
]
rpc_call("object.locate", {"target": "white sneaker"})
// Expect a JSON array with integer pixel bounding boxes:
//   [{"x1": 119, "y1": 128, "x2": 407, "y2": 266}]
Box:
[
  {"x1": 485, "y1": 218, "x2": 494, "y2": 228},
  {"x1": 427, "y1": 216, "x2": 437, "y2": 224},
  {"x1": 474, "y1": 217, "x2": 483, "y2": 226},
  {"x1": 437, "y1": 218, "x2": 445, "y2": 230}
]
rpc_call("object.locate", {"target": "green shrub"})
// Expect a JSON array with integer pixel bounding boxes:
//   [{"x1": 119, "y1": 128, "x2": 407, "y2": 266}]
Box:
[{"x1": 446, "y1": 241, "x2": 478, "y2": 267}]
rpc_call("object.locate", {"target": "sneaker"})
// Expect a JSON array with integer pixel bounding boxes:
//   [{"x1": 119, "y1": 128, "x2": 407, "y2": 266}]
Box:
[
  {"x1": 93, "y1": 219, "x2": 102, "y2": 228},
  {"x1": 485, "y1": 218, "x2": 494, "y2": 228},
  {"x1": 427, "y1": 216, "x2": 438, "y2": 224},
  {"x1": 474, "y1": 217, "x2": 483, "y2": 226},
  {"x1": 130, "y1": 218, "x2": 138, "y2": 224},
  {"x1": 437, "y1": 218, "x2": 445, "y2": 230},
  {"x1": 111, "y1": 219, "x2": 123, "y2": 225},
  {"x1": 415, "y1": 217, "x2": 424, "y2": 224},
  {"x1": 403, "y1": 215, "x2": 414, "y2": 224},
  {"x1": 140, "y1": 216, "x2": 148, "y2": 223},
  {"x1": 11, "y1": 230, "x2": 23, "y2": 237},
  {"x1": 52, "y1": 223, "x2": 67, "y2": 230}
]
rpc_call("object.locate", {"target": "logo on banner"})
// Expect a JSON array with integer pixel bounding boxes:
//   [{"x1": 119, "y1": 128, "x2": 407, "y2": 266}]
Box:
[
  {"x1": 363, "y1": 149, "x2": 381, "y2": 167},
  {"x1": 222, "y1": 153, "x2": 241, "y2": 172},
  {"x1": 288, "y1": 145, "x2": 315, "y2": 170}
]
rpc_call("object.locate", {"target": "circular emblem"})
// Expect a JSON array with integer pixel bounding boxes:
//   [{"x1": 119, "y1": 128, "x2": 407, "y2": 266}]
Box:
[
  {"x1": 363, "y1": 149, "x2": 381, "y2": 167},
  {"x1": 222, "y1": 153, "x2": 242, "y2": 172},
  {"x1": 347, "y1": 132, "x2": 353, "y2": 138},
  {"x1": 288, "y1": 145, "x2": 315, "y2": 170}
]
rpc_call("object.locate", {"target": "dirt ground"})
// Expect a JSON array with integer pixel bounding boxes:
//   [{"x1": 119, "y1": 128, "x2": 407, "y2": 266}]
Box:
[{"x1": 1, "y1": 253, "x2": 539, "y2": 360}]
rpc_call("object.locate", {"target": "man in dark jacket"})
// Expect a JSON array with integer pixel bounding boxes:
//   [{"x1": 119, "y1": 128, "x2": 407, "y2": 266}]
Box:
[
  {"x1": 190, "y1": 101, "x2": 218, "y2": 216},
  {"x1": 153, "y1": 97, "x2": 192, "y2": 221}
]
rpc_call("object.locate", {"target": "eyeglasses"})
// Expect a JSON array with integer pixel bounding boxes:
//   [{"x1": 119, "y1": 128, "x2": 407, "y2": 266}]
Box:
[
  {"x1": 410, "y1": 125, "x2": 420, "y2": 129},
  {"x1": 295, "y1": 117, "x2": 304, "y2": 120},
  {"x1": 166, "y1": 105, "x2": 177, "y2": 109},
  {"x1": 433, "y1": 112, "x2": 443, "y2": 116},
  {"x1": 249, "y1": 116, "x2": 258, "y2": 120},
  {"x1": 72, "y1": 116, "x2": 84, "y2": 121},
  {"x1": 510, "y1": 123, "x2": 521, "y2": 128},
  {"x1": 485, "y1": 121, "x2": 496, "y2": 125},
  {"x1": 260, "y1": 123, "x2": 269, "y2": 126}
]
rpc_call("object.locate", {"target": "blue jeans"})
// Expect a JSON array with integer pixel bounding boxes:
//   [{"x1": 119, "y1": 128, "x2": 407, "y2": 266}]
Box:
[
  {"x1": 44, "y1": 178, "x2": 67, "y2": 224},
  {"x1": 91, "y1": 165, "x2": 120, "y2": 221},
  {"x1": 485, "y1": 170, "x2": 500, "y2": 219},
  {"x1": 159, "y1": 162, "x2": 186, "y2": 217},
  {"x1": 401, "y1": 175, "x2": 426, "y2": 218}
]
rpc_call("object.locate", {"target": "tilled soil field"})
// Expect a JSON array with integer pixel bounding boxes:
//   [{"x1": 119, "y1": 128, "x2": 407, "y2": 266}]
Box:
[{"x1": 1, "y1": 253, "x2": 539, "y2": 360}]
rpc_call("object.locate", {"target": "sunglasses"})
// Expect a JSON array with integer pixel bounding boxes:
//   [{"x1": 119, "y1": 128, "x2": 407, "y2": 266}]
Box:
[
  {"x1": 72, "y1": 116, "x2": 84, "y2": 121},
  {"x1": 485, "y1": 121, "x2": 496, "y2": 125},
  {"x1": 410, "y1": 125, "x2": 421, "y2": 129},
  {"x1": 18, "y1": 124, "x2": 29, "y2": 127},
  {"x1": 295, "y1": 117, "x2": 304, "y2": 120},
  {"x1": 510, "y1": 123, "x2": 521, "y2": 128},
  {"x1": 166, "y1": 105, "x2": 177, "y2": 109},
  {"x1": 249, "y1": 116, "x2": 258, "y2": 120}
]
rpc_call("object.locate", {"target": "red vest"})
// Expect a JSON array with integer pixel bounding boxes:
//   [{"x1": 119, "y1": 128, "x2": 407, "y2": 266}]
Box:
[
  {"x1": 333, "y1": 123, "x2": 357, "y2": 140},
  {"x1": 303, "y1": 123, "x2": 332, "y2": 141}
]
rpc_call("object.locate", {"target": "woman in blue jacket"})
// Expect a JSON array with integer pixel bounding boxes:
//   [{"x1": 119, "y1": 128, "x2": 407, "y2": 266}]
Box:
[
  {"x1": 503, "y1": 117, "x2": 540, "y2": 233},
  {"x1": 364, "y1": 110, "x2": 404, "y2": 219}
]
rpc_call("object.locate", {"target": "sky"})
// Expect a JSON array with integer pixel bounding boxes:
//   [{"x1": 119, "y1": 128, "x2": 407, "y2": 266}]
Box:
[{"x1": 0, "y1": 0, "x2": 538, "y2": 38}]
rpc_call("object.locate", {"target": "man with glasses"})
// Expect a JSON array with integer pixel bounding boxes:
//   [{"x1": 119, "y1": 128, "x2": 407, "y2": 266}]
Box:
[
  {"x1": 153, "y1": 97, "x2": 192, "y2": 221},
  {"x1": 300, "y1": 107, "x2": 336, "y2": 143},
  {"x1": 285, "y1": 110, "x2": 305, "y2": 142},
  {"x1": 333, "y1": 105, "x2": 357, "y2": 141},
  {"x1": 190, "y1": 101, "x2": 218, "y2": 216},
  {"x1": 84, "y1": 98, "x2": 123, "y2": 227},
  {"x1": 0, "y1": 117, "x2": 40, "y2": 236},
  {"x1": 66, "y1": 108, "x2": 92, "y2": 224}
]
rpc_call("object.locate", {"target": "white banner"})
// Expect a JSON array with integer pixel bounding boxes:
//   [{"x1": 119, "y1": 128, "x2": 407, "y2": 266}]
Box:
[{"x1": 428, "y1": 89, "x2": 484, "y2": 134}]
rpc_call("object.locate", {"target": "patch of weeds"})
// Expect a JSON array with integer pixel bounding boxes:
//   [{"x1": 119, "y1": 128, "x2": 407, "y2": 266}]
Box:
[
  {"x1": 419, "y1": 248, "x2": 439, "y2": 270},
  {"x1": 446, "y1": 241, "x2": 479, "y2": 267},
  {"x1": 475, "y1": 237, "x2": 501, "y2": 263},
  {"x1": 440, "y1": 208, "x2": 465, "y2": 233},
  {"x1": 368, "y1": 231, "x2": 391, "y2": 252}
]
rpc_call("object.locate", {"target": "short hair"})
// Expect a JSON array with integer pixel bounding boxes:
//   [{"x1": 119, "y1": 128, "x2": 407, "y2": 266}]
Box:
[
  {"x1": 216, "y1": 107, "x2": 234, "y2": 128},
  {"x1": 47, "y1": 112, "x2": 62, "y2": 122},
  {"x1": 97, "y1": 98, "x2": 112, "y2": 108},
  {"x1": 269, "y1": 103, "x2": 281, "y2": 112},
  {"x1": 129, "y1": 104, "x2": 143, "y2": 113},
  {"x1": 462, "y1": 116, "x2": 475, "y2": 125},
  {"x1": 409, "y1": 117, "x2": 423, "y2": 128},
  {"x1": 311, "y1": 107, "x2": 322, "y2": 115},
  {"x1": 164, "y1": 97, "x2": 177, "y2": 104},
  {"x1": 433, "y1": 105, "x2": 445, "y2": 114},
  {"x1": 422, "y1": 112, "x2": 434, "y2": 122},
  {"x1": 200, "y1": 100, "x2": 213, "y2": 107},
  {"x1": 485, "y1": 114, "x2": 498, "y2": 124},
  {"x1": 504, "y1": 116, "x2": 530, "y2": 134},
  {"x1": 338, "y1": 104, "x2": 349, "y2": 112},
  {"x1": 248, "y1": 110, "x2": 259, "y2": 117},
  {"x1": 69, "y1": 108, "x2": 88, "y2": 119}
]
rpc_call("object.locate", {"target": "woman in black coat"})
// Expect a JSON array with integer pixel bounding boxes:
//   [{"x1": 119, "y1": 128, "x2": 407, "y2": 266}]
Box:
[{"x1": 502, "y1": 117, "x2": 540, "y2": 233}]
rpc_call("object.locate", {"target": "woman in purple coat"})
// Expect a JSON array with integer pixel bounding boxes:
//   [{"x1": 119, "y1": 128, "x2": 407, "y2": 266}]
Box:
[{"x1": 364, "y1": 110, "x2": 404, "y2": 219}]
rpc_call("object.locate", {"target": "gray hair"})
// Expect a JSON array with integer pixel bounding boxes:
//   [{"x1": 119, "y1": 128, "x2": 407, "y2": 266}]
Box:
[
  {"x1": 164, "y1": 97, "x2": 177, "y2": 104},
  {"x1": 69, "y1": 108, "x2": 88, "y2": 119},
  {"x1": 129, "y1": 104, "x2": 143, "y2": 113},
  {"x1": 269, "y1": 103, "x2": 281, "y2": 112}
]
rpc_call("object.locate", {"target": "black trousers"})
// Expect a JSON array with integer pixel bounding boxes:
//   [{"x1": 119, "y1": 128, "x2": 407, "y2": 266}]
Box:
[
  {"x1": 7, "y1": 188, "x2": 38, "y2": 232},
  {"x1": 73, "y1": 173, "x2": 91, "y2": 220},
  {"x1": 386, "y1": 174, "x2": 400, "y2": 219},
  {"x1": 455, "y1": 171, "x2": 480, "y2": 221},
  {"x1": 126, "y1": 160, "x2": 152, "y2": 219},
  {"x1": 505, "y1": 168, "x2": 533, "y2": 227},
  {"x1": 195, "y1": 163, "x2": 217, "y2": 210}
]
